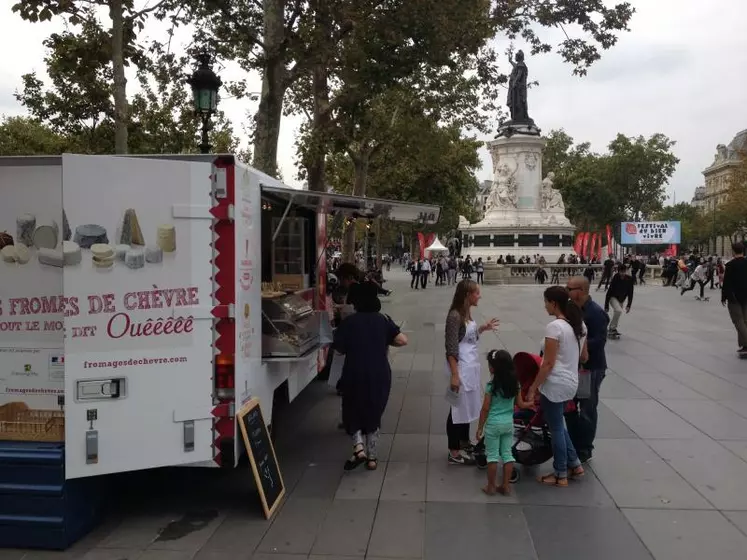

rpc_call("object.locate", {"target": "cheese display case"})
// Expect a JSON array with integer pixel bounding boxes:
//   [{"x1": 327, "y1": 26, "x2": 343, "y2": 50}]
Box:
[{"x1": 261, "y1": 292, "x2": 320, "y2": 358}]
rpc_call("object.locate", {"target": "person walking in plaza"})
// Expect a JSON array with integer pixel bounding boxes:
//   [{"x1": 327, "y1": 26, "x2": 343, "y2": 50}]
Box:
[
  {"x1": 447, "y1": 255, "x2": 458, "y2": 285},
  {"x1": 596, "y1": 255, "x2": 614, "y2": 291},
  {"x1": 637, "y1": 257, "x2": 646, "y2": 285},
  {"x1": 681, "y1": 258, "x2": 708, "y2": 300},
  {"x1": 476, "y1": 349, "x2": 524, "y2": 495},
  {"x1": 444, "y1": 280, "x2": 499, "y2": 465},
  {"x1": 335, "y1": 282, "x2": 408, "y2": 471},
  {"x1": 604, "y1": 264, "x2": 634, "y2": 337},
  {"x1": 475, "y1": 257, "x2": 485, "y2": 285},
  {"x1": 421, "y1": 257, "x2": 431, "y2": 289},
  {"x1": 567, "y1": 276, "x2": 608, "y2": 463},
  {"x1": 410, "y1": 259, "x2": 421, "y2": 289},
  {"x1": 721, "y1": 242, "x2": 747, "y2": 354},
  {"x1": 527, "y1": 286, "x2": 587, "y2": 487}
]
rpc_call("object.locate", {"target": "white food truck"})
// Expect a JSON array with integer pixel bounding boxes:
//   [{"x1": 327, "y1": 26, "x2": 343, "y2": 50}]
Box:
[{"x1": 0, "y1": 154, "x2": 440, "y2": 481}]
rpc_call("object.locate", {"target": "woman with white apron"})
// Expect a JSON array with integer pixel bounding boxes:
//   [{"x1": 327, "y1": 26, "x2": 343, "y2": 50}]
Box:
[{"x1": 444, "y1": 279, "x2": 499, "y2": 465}]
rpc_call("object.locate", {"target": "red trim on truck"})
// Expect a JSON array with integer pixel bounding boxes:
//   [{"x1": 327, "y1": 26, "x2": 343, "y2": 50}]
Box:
[{"x1": 209, "y1": 161, "x2": 236, "y2": 466}]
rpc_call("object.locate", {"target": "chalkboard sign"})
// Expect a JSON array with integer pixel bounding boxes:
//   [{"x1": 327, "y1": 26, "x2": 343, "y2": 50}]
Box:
[{"x1": 237, "y1": 399, "x2": 285, "y2": 518}]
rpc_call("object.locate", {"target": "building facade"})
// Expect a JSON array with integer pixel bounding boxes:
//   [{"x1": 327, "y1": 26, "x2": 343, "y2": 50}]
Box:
[
  {"x1": 701, "y1": 129, "x2": 747, "y2": 254},
  {"x1": 691, "y1": 185, "x2": 706, "y2": 210}
]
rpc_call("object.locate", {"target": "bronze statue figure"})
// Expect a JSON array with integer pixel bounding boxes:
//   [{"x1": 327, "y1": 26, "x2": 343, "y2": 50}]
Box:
[{"x1": 507, "y1": 50, "x2": 532, "y2": 125}]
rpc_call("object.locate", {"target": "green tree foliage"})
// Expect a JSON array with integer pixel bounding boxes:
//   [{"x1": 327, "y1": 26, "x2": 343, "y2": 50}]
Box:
[
  {"x1": 542, "y1": 129, "x2": 679, "y2": 230},
  {"x1": 12, "y1": 0, "x2": 175, "y2": 152},
  {"x1": 322, "y1": 105, "x2": 482, "y2": 235},
  {"x1": 0, "y1": 116, "x2": 72, "y2": 155},
  {"x1": 11, "y1": 24, "x2": 242, "y2": 156},
  {"x1": 606, "y1": 133, "x2": 680, "y2": 220},
  {"x1": 655, "y1": 202, "x2": 707, "y2": 250},
  {"x1": 192, "y1": 0, "x2": 634, "y2": 179}
]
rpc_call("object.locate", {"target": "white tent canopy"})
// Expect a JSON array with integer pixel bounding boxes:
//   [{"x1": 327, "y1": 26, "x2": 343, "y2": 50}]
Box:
[{"x1": 425, "y1": 236, "x2": 449, "y2": 253}]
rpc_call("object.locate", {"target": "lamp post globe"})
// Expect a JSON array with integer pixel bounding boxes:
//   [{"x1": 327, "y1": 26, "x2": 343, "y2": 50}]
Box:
[{"x1": 188, "y1": 51, "x2": 222, "y2": 154}]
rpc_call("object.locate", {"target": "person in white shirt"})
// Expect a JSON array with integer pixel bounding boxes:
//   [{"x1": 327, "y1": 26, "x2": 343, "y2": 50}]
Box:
[
  {"x1": 420, "y1": 258, "x2": 431, "y2": 289},
  {"x1": 681, "y1": 259, "x2": 708, "y2": 299},
  {"x1": 528, "y1": 285, "x2": 588, "y2": 487}
]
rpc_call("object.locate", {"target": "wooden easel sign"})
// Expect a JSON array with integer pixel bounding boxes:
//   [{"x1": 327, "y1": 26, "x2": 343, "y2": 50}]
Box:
[{"x1": 237, "y1": 398, "x2": 286, "y2": 519}]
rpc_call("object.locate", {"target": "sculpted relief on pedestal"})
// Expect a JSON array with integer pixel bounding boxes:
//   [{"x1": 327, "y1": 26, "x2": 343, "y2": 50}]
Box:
[
  {"x1": 541, "y1": 172, "x2": 570, "y2": 225},
  {"x1": 486, "y1": 159, "x2": 519, "y2": 211}
]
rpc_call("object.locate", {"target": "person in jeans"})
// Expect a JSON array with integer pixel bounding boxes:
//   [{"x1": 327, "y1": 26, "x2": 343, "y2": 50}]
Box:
[
  {"x1": 421, "y1": 257, "x2": 431, "y2": 289},
  {"x1": 721, "y1": 242, "x2": 747, "y2": 353},
  {"x1": 567, "y1": 276, "x2": 608, "y2": 463},
  {"x1": 447, "y1": 256, "x2": 458, "y2": 285},
  {"x1": 604, "y1": 264, "x2": 634, "y2": 336},
  {"x1": 444, "y1": 280, "x2": 499, "y2": 465},
  {"x1": 527, "y1": 286, "x2": 587, "y2": 487},
  {"x1": 475, "y1": 257, "x2": 485, "y2": 284}
]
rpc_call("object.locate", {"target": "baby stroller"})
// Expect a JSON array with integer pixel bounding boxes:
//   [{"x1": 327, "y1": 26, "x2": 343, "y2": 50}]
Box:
[{"x1": 473, "y1": 352, "x2": 574, "y2": 482}]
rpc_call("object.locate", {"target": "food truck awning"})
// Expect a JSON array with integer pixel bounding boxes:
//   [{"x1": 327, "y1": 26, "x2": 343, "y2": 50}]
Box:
[{"x1": 260, "y1": 184, "x2": 440, "y2": 225}]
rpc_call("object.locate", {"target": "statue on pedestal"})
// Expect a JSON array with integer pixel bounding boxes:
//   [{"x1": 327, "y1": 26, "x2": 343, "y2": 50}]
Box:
[
  {"x1": 541, "y1": 172, "x2": 564, "y2": 210},
  {"x1": 498, "y1": 50, "x2": 539, "y2": 137},
  {"x1": 486, "y1": 162, "x2": 518, "y2": 211}
]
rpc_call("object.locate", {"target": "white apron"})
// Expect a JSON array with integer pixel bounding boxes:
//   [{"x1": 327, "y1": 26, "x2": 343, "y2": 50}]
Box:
[{"x1": 445, "y1": 320, "x2": 482, "y2": 424}]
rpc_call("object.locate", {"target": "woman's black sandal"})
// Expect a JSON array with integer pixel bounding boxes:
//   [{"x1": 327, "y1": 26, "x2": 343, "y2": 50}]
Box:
[{"x1": 344, "y1": 447, "x2": 367, "y2": 471}]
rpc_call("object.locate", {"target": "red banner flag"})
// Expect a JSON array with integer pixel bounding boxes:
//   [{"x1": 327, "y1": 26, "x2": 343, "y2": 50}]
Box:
[
  {"x1": 417, "y1": 232, "x2": 435, "y2": 259},
  {"x1": 580, "y1": 232, "x2": 589, "y2": 258},
  {"x1": 605, "y1": 224, "x2": 613, "y2": 258},
  {"x1": 589, "y1": 233, "x2": 598, "y2": 259},
  {"x1": 574, "y1": 233, "x2": 584, "y2": 255}
]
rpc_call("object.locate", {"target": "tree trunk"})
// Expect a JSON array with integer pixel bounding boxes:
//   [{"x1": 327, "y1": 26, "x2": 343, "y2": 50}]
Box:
[
  {"x1": 342, "y1": 153, "x2": 369, "y2": 262},
  {"x1": 110, "y1": 0, "x2": 128, "y2": 154},
  {"x1": 252, "y1": 0, "x2": 286, "y2": 177},
  {"x1": 305, "y1": 3, "x2": 331, "y2": 193}
]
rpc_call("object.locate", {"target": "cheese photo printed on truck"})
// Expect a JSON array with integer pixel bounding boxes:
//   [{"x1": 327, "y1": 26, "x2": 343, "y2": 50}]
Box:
[{"x1": 0, "y1": 153, "x2": 440, "y2": 549}]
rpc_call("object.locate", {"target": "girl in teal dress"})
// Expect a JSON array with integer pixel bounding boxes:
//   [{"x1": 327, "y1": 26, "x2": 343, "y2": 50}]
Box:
[{"x1": 477, "y1": 349, "x2": 525, "y2": 495}]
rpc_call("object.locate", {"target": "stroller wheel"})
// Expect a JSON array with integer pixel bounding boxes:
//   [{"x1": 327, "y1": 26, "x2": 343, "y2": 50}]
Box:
[{"x1": 510, "y1": 468, "x2": 520, "y2": 484}]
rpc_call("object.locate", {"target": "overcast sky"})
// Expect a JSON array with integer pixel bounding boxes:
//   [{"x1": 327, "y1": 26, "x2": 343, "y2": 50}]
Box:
[{"x1": 1, "y1": 0, "x2": 745, "y2": 203}]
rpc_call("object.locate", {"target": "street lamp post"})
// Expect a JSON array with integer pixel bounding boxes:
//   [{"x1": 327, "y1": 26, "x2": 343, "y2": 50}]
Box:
[{"x1": 187, "y1": 51, "x2": 222, "y2": 154}]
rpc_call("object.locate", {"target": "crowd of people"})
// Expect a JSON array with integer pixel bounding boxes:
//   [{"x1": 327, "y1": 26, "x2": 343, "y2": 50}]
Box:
[
  {"x1": 326, "y1": 240, "x2": 747, "y2": 496},
  {"x1": 327, "y1": 259, "x2": 610, "y2": 493},
  {"x1": 406, "y1": 254, "x2": 486, "y2": 288}
]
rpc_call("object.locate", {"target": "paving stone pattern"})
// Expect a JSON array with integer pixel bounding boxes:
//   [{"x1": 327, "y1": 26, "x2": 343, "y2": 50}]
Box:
[{"x1": 6, "y1": 272, "x2": 747, "y2": 559}]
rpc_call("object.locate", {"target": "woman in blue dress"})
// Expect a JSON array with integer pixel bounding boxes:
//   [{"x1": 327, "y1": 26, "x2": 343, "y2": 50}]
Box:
[{"x1": 334, "y1": 281, "x2": 408, "y2": 471}]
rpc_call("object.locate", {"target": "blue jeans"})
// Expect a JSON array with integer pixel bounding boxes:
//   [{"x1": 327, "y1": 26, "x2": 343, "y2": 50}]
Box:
[
  {"x1": 541, "y1": 394, "x2": 581, "y2": 478},
  {"x1": 575, "y1": 369, "x2": 606, "y2": 455}
]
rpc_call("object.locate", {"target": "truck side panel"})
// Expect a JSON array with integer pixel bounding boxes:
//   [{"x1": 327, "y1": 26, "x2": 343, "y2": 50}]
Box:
[
  {"x1": 62, "y1": 155, "x2": 215, "y2": 479},
  {"x1": 0, "y1": 163, "x2": 65, "y2": 412}
]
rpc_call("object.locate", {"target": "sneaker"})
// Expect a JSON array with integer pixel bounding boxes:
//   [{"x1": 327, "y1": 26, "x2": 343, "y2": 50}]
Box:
[
  {"x1": 578, "y1": 451, "x2": 592, "y2": 464},
  {"x1": 448, "y1": 451, "x2": 475, "y2": 465}
]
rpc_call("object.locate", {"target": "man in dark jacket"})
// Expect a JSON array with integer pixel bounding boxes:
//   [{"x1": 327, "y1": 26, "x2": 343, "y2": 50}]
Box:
[
  {"x1": 597, "y1": 255, "x2": 615, "y2": 291},
  {"x1": 567, "y1": 276, "x2": 609, "y2": 463},
  {"x1": 722, "y1": 242, "x2": 747, "y2": 353},
  {"x1": 604, "y1": 264, "x2": 634, "y2": 336}
]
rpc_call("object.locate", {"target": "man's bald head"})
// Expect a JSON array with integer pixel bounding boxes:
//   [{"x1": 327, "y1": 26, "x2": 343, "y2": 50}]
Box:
[
  {"x1": 568, "y1": 276, "x2": 589, "y2": 292},
  {"x1": 567, "y1": 276, "x2": 590, "y2": 305}
]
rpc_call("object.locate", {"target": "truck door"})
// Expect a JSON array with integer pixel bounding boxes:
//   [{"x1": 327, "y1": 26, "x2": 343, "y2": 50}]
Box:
[{"x1": 62, "y1": 155, "x2": 216, "y2": 479}]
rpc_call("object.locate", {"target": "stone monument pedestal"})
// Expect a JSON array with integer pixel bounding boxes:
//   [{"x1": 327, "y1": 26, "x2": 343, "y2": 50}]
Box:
[{"x1": 460, "y1": 129, "x2": 575, "y2": 262}]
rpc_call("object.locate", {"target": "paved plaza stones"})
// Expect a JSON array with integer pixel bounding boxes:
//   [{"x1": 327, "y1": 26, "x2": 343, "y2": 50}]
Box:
[{"x1": 5, "y1": 272, "x2": 747, "y2": 559}]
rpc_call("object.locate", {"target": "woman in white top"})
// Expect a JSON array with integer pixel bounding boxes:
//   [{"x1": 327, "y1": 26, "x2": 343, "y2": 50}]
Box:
[
  {"x1": 444, "y1": 280, "x2": 499, "y2": 465},
  {"x1": 527, "y1": 285, "x2": 588, "y2": 487}
]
